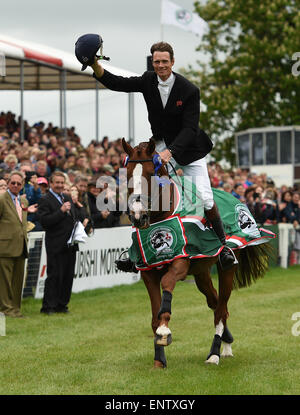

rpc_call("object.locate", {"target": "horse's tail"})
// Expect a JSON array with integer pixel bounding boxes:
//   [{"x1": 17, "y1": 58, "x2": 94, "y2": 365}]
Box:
[{"x1": 233, "y1": 243, "x2": 275, "y2": 289}]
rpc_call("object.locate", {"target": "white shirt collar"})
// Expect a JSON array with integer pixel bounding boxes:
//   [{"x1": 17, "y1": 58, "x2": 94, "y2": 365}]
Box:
[{"x1": 157, "y1": 72, "x2": 175, "y2": 86}]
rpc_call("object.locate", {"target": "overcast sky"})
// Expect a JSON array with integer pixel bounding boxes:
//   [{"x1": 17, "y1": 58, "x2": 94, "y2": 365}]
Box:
[{"x1": 1, "y1": 0, "x2": 206, "y2": 146}]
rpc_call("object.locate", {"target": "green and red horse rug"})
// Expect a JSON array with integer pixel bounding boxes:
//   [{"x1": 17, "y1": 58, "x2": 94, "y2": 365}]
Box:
[{"x1": 128, "y1": 176, "x2": 276, "y2": 271}]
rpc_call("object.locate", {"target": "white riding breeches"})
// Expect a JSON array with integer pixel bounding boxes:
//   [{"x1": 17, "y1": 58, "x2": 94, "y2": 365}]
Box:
[{"x1": 155, "y1": 140, "x2": 214, "y2": 211}]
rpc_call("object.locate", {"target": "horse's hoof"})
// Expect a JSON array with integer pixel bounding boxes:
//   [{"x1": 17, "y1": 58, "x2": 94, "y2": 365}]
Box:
[
  {"x1": 155, "y1": 333, "x2": 172, "y2": 346},
  {"x1": 221, "y1": 342, "x2": 234, "y2": 358},
  {"x1": 154, "y1": 360, "x2": 166, "y2": 369},
  {"x1": 205, "y1": 354, "x2": 220, "y2": 365},
  {"x1": 155, "y1": 325, "x2": 172, "y2": 347}
]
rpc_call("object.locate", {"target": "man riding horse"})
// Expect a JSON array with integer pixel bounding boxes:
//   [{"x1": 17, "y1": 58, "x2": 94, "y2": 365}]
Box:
[{"x1": 75, "y1": 35, "x2": 237, "y2": 272}]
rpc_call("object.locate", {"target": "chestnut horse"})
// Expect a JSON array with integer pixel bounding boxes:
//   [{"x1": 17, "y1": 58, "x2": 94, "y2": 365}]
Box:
[{"x1": 122, "y1": 138, "x2": 271, "y2": 368}]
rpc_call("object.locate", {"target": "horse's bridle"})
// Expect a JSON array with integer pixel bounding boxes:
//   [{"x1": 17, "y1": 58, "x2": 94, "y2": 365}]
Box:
[{"x1": 124, "y1": 154, "x2": 174, "y2": 218}]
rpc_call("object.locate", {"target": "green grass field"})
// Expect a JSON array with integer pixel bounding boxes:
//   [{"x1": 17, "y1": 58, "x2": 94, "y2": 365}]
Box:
[{"x1": 1, "y1": 266, "x2": 300, "y2": 395}]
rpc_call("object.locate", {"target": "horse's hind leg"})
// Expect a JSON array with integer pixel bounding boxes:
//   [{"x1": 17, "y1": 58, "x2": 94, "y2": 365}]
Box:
[
  {"x1": 221, "y1": 326, "x2": 234, "y2": 358},
  {"x1": 193, "y1": 264, "x2": 221, "y2": 364},
  {"x1": 193, "y1": 261, "x2": 234, "y2": 364},
  {"x1": 142, "y1": 270, "x2": 167, "y2": 368},
  {"x1": 206, "y1": 264, "x2": 235, "y2": 364}
]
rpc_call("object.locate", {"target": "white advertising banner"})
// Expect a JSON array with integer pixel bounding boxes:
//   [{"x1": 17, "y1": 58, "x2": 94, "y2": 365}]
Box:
[{"x1": 34, "y1": 226, "x2": 139, "y2": 299}]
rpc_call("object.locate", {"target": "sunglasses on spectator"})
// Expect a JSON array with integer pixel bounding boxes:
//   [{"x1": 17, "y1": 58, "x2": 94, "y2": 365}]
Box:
[{"x1": 10, "y1": 181, "x2": 23, "y2": 186}]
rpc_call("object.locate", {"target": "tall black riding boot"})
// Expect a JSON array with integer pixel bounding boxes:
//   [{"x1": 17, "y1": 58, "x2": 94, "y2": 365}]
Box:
[{"x1": 205, "y1": 203, "x2": 238, "y2": 271}]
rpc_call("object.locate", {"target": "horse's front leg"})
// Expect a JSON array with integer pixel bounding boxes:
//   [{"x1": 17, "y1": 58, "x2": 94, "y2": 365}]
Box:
[
  {"x1": 155, "y1": 258, "x2": 190, "y2": 347},
  {"x1": 206, "y1": 263, "x2": 235, "y2": 365},
  {"x1": 142, "y1": 270, "x2": 167, "y2": 368}
]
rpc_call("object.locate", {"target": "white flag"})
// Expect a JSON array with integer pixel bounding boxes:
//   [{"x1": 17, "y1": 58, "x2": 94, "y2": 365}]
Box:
[{"x1": 161, "y1": 0, "x2": 208, "y2": 37}]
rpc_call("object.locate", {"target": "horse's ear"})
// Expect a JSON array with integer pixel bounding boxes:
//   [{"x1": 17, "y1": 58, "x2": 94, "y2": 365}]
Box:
[
  {"x1": 147, "y1": 138, "x2": 156, "y2": 156},
  {"x1": 122, "y1": 137, "x2": 133, "y2": 156}
]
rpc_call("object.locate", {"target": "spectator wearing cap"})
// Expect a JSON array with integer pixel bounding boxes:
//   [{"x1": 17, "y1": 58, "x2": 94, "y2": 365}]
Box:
[
  {"x1": 266, "y1": 177, "x2": 275, "y2": 188},
  {"x1": 37, "y1": 177, "x2": 49, "y2": 195},
  {"x1": 102, "y1": 164, "x2": 114, "y2": 175}
]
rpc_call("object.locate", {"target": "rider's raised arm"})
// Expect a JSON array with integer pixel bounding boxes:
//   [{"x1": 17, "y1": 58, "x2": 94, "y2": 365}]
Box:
[{"x1": 91, "y1": 58, "x2": 144, "y2": 93}]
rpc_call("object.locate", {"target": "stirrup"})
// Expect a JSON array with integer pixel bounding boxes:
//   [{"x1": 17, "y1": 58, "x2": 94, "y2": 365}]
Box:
[
  {"x1": 219, "y1": 245, "x2": 238, "y2": 271},
  {"x1": 115, "y1": 250, "x2": 138, "y2": 273}
]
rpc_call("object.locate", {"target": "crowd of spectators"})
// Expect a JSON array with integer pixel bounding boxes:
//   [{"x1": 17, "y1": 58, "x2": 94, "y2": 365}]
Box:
[
  {"x1": 207, "y1": 162, "x2": 300, "y2": 230},
  {"x1": 0, "y1": 111, "x2": 129, "y2": 231},
  {"x1": 1, "y1": 110, "x2": 300, "y2": 233}
]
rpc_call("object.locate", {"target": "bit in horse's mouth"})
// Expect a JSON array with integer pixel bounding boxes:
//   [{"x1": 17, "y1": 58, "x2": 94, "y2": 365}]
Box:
[{"x1": 131, "y1": 215, "x2": 150, "y2": 229}]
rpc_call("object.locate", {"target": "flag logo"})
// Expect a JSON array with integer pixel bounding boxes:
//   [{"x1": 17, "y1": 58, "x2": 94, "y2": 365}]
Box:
[
  {"x1": 175, "y1": 9, "x2": 192, "y2": 25},
  {"x1": 161, "y1": 0, "x2": 208, "y2": 37}
]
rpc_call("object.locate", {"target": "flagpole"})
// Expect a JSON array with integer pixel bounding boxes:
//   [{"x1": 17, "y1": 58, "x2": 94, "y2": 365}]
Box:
[{"x1": 160, "y1": 0, "x2": 164, "y2": 40}]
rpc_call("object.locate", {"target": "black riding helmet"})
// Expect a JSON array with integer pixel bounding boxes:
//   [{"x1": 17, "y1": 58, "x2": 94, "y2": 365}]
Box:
[{"x1": 75, "y1": 33, "x2": 110, "y2": 71}]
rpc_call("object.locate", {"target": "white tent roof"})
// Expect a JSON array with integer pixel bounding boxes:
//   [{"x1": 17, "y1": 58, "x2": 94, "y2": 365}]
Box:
[{"x1": 0, "y1": 34, "x2": 138, "y2": 90}]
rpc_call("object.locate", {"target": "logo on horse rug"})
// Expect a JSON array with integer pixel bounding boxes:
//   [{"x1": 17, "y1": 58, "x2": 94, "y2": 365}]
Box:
[
  {"x1": 131, "y1": 216, "x2": 188, "y2": 268},
  {"x1": 235, "y1": 204, "x2": 260, "y2": 238},
  {"x1": 150, "y1": 228, "x2": 175, "y2": 255}
]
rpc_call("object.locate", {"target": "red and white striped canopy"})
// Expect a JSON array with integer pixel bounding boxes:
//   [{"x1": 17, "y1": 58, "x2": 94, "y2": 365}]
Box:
[{"x1": 0, "y1": 34, "x2": 137, "y2": 90}]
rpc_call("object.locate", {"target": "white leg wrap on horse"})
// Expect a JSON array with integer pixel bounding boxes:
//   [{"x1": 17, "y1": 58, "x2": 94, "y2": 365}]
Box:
[
  {"x1": 205, "y1": 355, "x2": 220, "y2": 365},
  {"x1": 205, "y1": 321, "x2": 224, "y2": 365},
  {"x1": 215, "y1": 321, "x2": 224, "y2": 337},
  {"x1": 221, "y1": 342, "x2": 234, "y2": 357},
  {"x1": 155, "y1": 324, "x2": 172, "y2": 347},
  {"x1": 156, "y1": 324, "x2": 171, "y2": 336}
]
